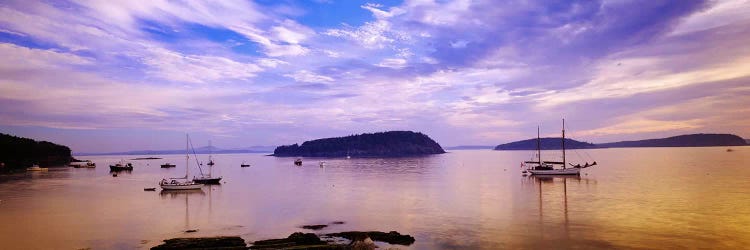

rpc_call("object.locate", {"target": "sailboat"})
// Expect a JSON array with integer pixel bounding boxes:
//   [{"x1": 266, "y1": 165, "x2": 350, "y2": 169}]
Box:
[
  {"x1": 525, "y1": 119, "x2": 595, "y2": 175},
  {"x1": 160, "y1": 134, "x2": 204, "y2": 190},
  {"x1": 193, "y1": 140, "x2": 222, "y2": 184}
]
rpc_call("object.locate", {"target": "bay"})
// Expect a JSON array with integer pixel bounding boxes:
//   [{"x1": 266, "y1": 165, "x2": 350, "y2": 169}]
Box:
[{"x1": 0, "y1": 147, "x2": 748, "y2": 249}]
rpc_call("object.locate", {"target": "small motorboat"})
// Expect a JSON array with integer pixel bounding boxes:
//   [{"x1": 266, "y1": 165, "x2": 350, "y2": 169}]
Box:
[
  {"x1": 727, "y1": 148, "x2": 734, "y2": 152},
  {"x1": 319, "y1": 161, "x2": 326, "y2": 168},
  {"x1": 110, "y1": 161, "x2": 134, "y2": 171},
  {"x1": 160, "y1": 163, "x2": 176, "y2": 168},
  {"x1": 240, "y1": 161, "x2": 250, "y2": 167},
  {"x1": 26, "y1": 165, "x2": 48, "y2": 171},
  {"x1": 144, "y1": 188, "x2": 156, "y2": 191},
  {"x1": 294, "y1": 158, "x2": 302, "y2": 166},
  {"x1": 70, "y1": 160, "x2": 96, "y2": 168}
]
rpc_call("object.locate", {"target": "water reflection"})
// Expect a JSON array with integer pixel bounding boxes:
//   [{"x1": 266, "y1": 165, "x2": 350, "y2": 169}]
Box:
[{"x1": 160, "y1": 189, "x2": 205, "y2": 232}]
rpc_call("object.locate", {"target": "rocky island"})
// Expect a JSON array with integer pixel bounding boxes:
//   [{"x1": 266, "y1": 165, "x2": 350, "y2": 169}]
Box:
[
  {"x1": 273, "y1": 131, "x2": 445, "y2": 157},
  {"x1": 494, "y1": 138, "x2": 596, "y2": 150},
  {"x1": 596, "y1": 133, "x2": 747, "y2": 148},
  {"x1": 0, "y1": 133, "x2": 74, "y2": 170},
  {"x1": 494, "y1": 133, "x2": 747, "y2": 150}
]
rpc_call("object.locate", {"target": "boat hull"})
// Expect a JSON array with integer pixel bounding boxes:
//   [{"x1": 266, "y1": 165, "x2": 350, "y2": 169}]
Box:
[
  {"x1": 528, "y1": 168, "x2": 580, "y2": 175},
  {"x1": 160, "y1": 183, "x2": 204, "y2": 190},
  {"x1": 160, "y1": 164, "x2": 176, "y2": 168},
  {"x1": 193, "y1": 177, "x2": 222, "y2": 184},
  {"x1": 109, "y1": 166, "x2": 133, "y2": 171}
]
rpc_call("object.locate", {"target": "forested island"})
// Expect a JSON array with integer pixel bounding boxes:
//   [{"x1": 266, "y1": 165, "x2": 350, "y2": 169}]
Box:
[
  {"x1": 273, "y1": 131, "x2": 445, "y2": 157},
  {"x1": 0, "y1": 133, "x2": 74, "y2": 169},
  {"x1": 596, "y1": 133, "x2": 747, "y2": 148},
  {"x1": 494, "y1": 138, "x2": 596, "y2": 150},
  {"x1": 494, "y1": 133, "x2": 747, "y2": 150}
]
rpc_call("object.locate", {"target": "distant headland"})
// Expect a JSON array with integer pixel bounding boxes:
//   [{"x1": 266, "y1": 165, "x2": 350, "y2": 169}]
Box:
[
  {"x1": 596, "y1": 133, "x2": 747, "y2": 148},
  {"x1": 494, "y1": 133, "x2": 747, "y2": 150},
  {"x1": 273, "y1": 131, "x2": 446, "y2": 157},
  {"x1": 495, "y1": 138, "x2": 596, "y2": 150},
  {"x1": 0, "y1": 133, "x2": 74, "y2": 169}
]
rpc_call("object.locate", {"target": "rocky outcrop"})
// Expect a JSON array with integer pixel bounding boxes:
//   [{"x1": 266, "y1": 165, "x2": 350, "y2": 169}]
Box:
[
  {"x1": 151, "y1": 236, "x2": 247, "y2": 250},
  {"x1": 249, "y1": 232, "x2": 331, "y2": 249}
]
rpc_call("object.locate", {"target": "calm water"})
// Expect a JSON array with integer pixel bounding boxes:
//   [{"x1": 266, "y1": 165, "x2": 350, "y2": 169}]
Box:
[{"x1": 1, "y1": 147, "x2": 749, "y2": 249}]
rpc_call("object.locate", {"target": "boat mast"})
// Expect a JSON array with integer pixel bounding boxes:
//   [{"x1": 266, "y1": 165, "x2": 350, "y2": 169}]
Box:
[
  {"x1": 562, "y1": 119, "x2": 566, "y2": 169},
  {"x1": 185, "y1": 134, "x2": 189, "y2": 179},
  {"x1": 208, "y1": 140, "x2": 212, "y2": 177},
  {"x1": 537, "y1": 126, "x2": 541, "y2": 164}
]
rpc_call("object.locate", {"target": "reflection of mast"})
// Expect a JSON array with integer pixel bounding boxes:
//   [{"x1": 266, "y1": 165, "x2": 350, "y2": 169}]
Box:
[
  {"x1": 185, "y1": 190, "x2": 189, "y2": 231},
  {"x1": 208, "y1": 185, "x2": 213, "y2": 219},
  {"x1": 563, "y1": 177, "x2": 569, "y2": 239},
  {"x1": 538, "y1": 177, "x2": 544, "y2": 240}
]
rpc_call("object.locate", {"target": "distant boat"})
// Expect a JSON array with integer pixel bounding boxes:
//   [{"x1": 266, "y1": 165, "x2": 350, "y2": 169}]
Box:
[
  {"x1": 70, "y1": 160, "x2": 96, "y2": 168},
  {"x1": 206, "y1": 140, "x2": 215, "y2": 166},
  {"x1": 160, "y1": 135, "x2": 203, "y2": 190},
  {"x1": 240, "y1": 161, "x2": 250, "y2": 167},
  {"x1": 294, "y1": 158, "x2": 302, "y2": 166},
  {"x1": 727, "y1": 148, "x2": 734, "y2": 152},
  {"x1": 193, "y1": 140, "x2": 222, "y2": 185},
  {"x1": 319, "y1": 161, "x2": 326, "y2": 168},
  {"x1": 161, "y1": 163, "x2": 176, "y2": 168},
  {"x1": 524, "y1": 119, "x2": 596, "y2": 176},
  {"x1": 109, "y1": 161, "x2": 134, "y2": 171},
  {"x1": 27, "y1": 165, "x2": 48, "y2": 171}
]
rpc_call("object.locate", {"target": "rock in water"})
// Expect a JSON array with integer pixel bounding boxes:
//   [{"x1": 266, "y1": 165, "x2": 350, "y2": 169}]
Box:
[
  {"x1": 326, "y1": 231, "x2": 415, "y2": 245},
  {"x1": 250, "y1": 232, "x2": 330, "y2": 249},
  {"x1": 151, "y1": 236, "x2": 247, "y2": 249}
]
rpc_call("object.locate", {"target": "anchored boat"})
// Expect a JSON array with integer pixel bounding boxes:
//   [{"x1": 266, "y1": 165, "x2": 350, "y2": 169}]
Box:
[
  {"x1": 109, "y1": 161, "x2": 133, "y2": 171},
  {"x1": 160, "y1": 134, "x2": 203, "y2": 190},
  {"x1": 160, "y1": 163, "x2": 176, "y2": 168},
  {"x1": 524, "y1": 119, "x2": 596, "y2": 176}
]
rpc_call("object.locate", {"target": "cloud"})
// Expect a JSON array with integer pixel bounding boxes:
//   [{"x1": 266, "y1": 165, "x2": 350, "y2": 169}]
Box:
[
  {"x1": 142, "y1": 47, "x2": 263, "y2": 83},
  {"x1": 283, "y1": 70, "x2": 334, "y2": 83},
  {"x1": 0, "y1": 43, "x2": 93, "y2": 69},
  {"x1": 270, "y1": 19, "x2": 314, "y2": 44},
  {"x1": 669, "y1": 0, "x2": 750, "y2": 35},
  {"x1": 376, "y1": 58, "x2": 407, "y2": 68},
  {"x1": 257, "y1": 58, "x2": 289, "y2": 68}
]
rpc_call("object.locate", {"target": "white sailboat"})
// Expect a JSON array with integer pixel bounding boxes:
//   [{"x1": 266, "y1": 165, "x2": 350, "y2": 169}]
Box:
[
  {"x1": 160, "y1": 134, "x2": 204, "y2": 190},
  {"x1": 525, "y1": 119, "x2": 595, "y2": 176}
]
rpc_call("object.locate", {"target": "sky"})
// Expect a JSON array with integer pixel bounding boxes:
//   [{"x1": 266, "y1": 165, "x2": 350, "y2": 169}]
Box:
[{"x1": 0, "y1": 0, "x2": 749, "y2": 153}]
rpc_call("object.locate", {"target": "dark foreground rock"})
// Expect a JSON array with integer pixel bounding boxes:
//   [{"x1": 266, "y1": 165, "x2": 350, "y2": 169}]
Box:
[
  {"x1": 151, "y1": 236, "x2": 247, "y2": 250},
  {"x1": 326, "y1": 231, "x2": 415, "y2": 246},
  {"x1": 250, "y1": 232, "x2": 337, "y2": 249},
  {"x1": 151, "y1": 230, "x2": 415, "y2": 250}
]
